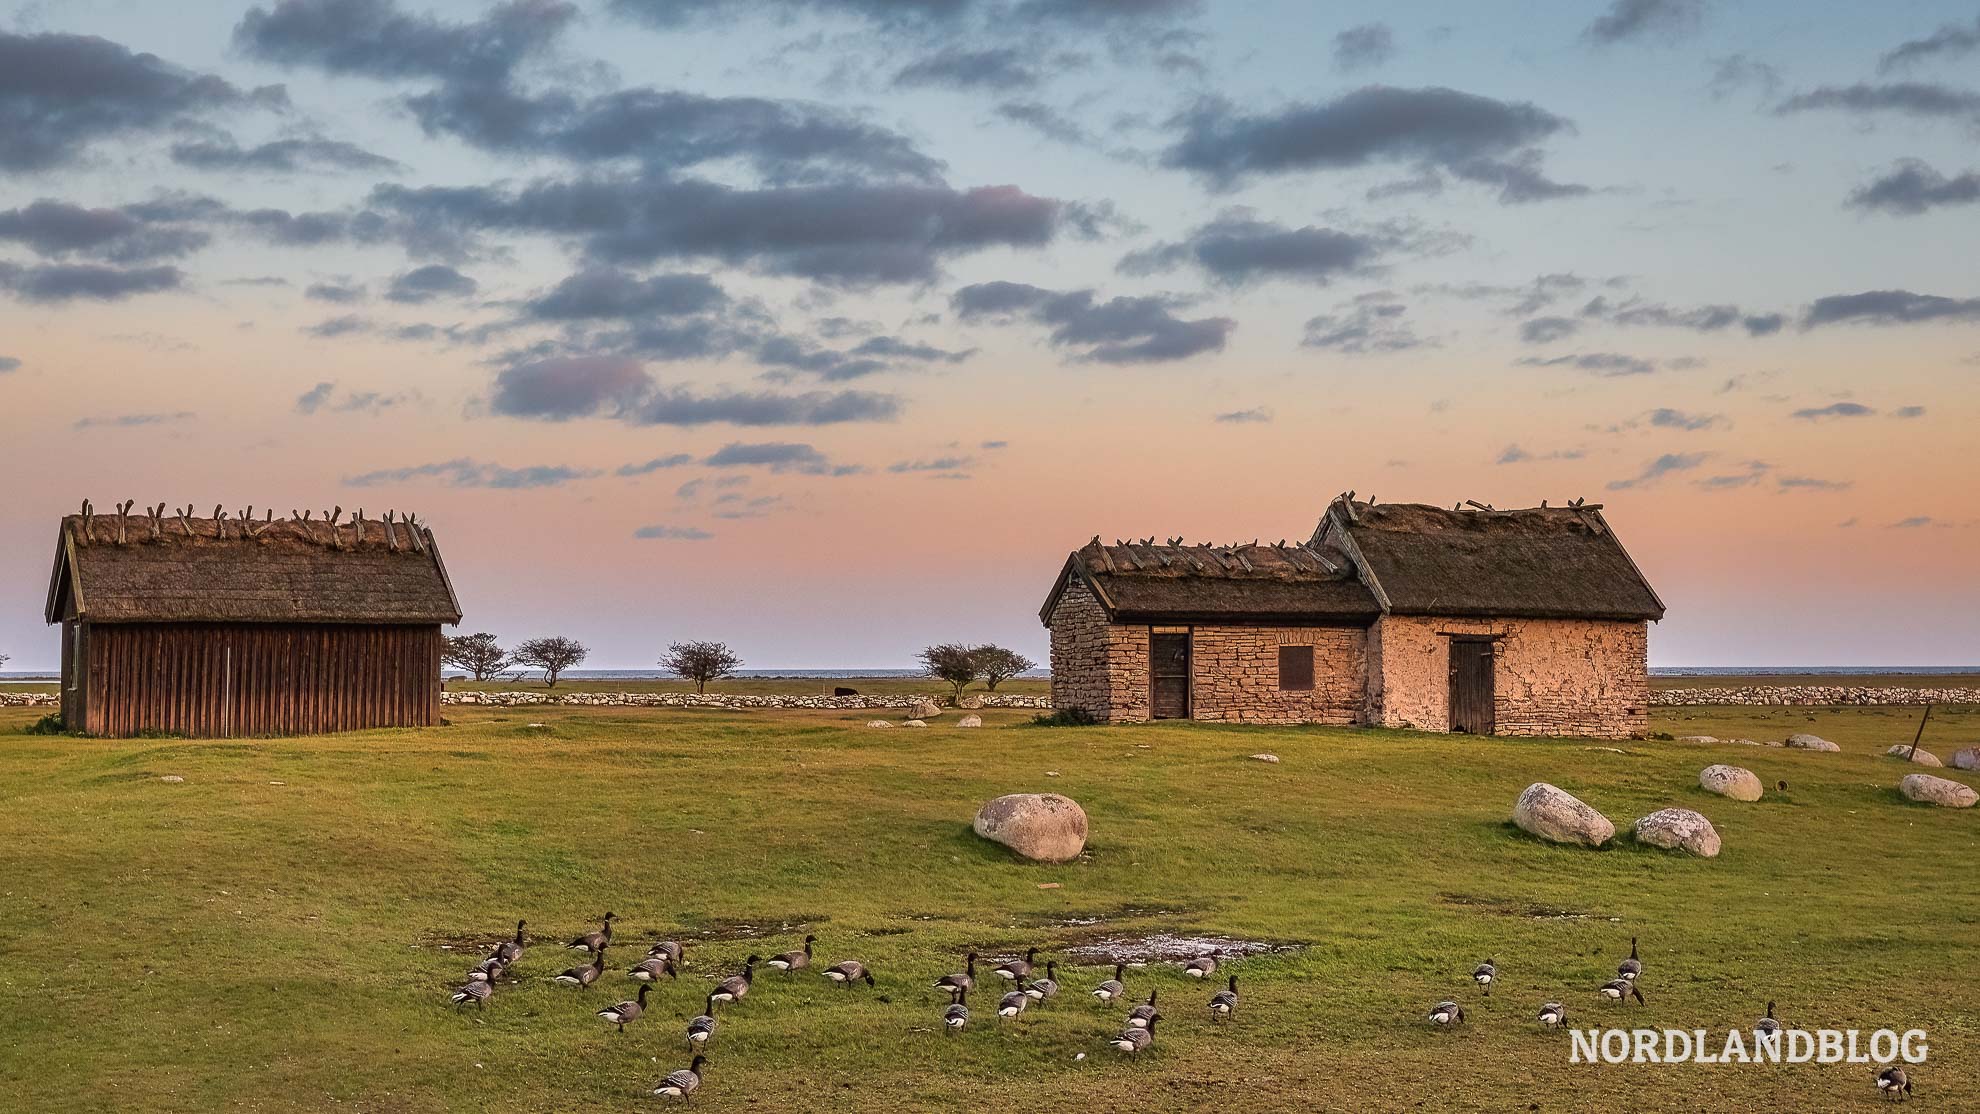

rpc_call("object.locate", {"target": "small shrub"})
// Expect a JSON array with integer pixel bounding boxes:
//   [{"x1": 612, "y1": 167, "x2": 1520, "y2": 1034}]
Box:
[
  {"x1": 22, "y1": 713, "x2": 66, "y2": 735},
  {"x1": 1029, "y1": 707, "x2": 1097, "y2": 727}
]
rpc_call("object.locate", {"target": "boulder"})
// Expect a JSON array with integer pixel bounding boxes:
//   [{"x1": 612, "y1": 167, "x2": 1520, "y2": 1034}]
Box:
[
  {"x1": 1634, "y1": 808, "x2": 1722, "y2": 857},
  {"x1": 1885, "y1": 745, "x2": 1942, "y2": 767},
  {"x1": 1677, "y1": 735, "x2": 1719, "y2": 744},
  {"x1": 1698, "y1": 764, "x2": 1763, "y2": 802},
  {"x1": 1784, "y1": 733, "x2": 1840, "y2": 752},
  {"x1": 1249, "y1": 753, "x2": 1281, "y2": 763},
  {"x1": 957, "y1": 714, "x2": 983, "y2": 728},
  {"x1": 973, "y1": 793, "x2": 1088, "y2": 862},
  {"x1": 1898, "y1": 773, "x2": 1978, "y2": 809},
  {"x1": 1511, "y1": 783, "x2": 1614, "y2": 847},
  {"x1": 1951, "y1": 747, "x2": 1980, "y2": 772},
  {"x1": 158, "y1": 775, "x2": 185, "y2": 783},
  {"x1": 903, "y1": 719, "x2": 928, "y2": 728},
  {"x1": 866, "y1": 720, "x2": 894, "y2": 729},
  {"x1": 1727, "y1": 738, "x2": 1763, "y2": 747},
  {"x1": 909, "y1": 700, "x2": 943, "y2": 719}
]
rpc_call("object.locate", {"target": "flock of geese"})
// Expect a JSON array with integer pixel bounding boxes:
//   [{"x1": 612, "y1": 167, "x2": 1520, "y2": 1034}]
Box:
[
  {"x1": 1425, "y1": 936, "x2": 1915, "y2": 1102},
  {"x1": 447, "y1": 914, "x2": 1243, "y2": 1101},
  {"x1": 451, "y1": 920, "x2": 1917, "y2": 1103}
]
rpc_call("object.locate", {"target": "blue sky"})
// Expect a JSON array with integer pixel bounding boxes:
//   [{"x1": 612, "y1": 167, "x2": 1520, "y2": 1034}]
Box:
[{"x1": 3, "y1": 0, "x2": 1978, "y2": 669}]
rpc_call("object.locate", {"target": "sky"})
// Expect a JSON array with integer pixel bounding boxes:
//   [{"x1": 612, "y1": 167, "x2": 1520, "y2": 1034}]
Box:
[{"x1": 3, "y1": 0, "x2": 1979, "y2": 671}]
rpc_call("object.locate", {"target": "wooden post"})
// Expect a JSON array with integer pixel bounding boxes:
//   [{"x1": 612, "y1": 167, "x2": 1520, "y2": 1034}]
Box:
[{"x1": 1907, "y1": 704, "x2": 1932, "y2": 761}]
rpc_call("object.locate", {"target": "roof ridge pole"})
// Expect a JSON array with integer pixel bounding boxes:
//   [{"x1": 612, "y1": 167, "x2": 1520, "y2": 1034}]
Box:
[
  {"x1": 115, "y1": 499, "x2": 133, "y2": 545},
  {"x1": 77, "y1": 500, "x2": 93, "y2": 546}
]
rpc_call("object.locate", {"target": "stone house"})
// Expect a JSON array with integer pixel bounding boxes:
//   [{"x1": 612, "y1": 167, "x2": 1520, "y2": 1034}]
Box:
[{"x1": 1038, "y1": 495, "x2": 1664, "y2": 737}]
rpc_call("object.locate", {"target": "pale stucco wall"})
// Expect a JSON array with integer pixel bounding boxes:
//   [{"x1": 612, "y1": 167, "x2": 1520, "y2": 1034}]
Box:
[{"x1": 1367, "y1": 615, "x2": 1650, "y2": 738}]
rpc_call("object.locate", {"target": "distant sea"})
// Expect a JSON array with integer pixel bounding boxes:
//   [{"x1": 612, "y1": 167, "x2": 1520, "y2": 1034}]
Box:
[{"x1": 5, "y1": 666, "x2": 1977, "y2": 684}]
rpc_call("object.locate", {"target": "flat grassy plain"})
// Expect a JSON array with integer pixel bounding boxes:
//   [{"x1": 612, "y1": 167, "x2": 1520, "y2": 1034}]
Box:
[{"x1": 1, "y1": 702, "x2": 1976, "y2": 1113}]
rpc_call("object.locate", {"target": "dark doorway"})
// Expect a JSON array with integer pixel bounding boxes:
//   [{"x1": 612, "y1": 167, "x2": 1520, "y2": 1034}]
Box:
[
  {"x1": 1448, "y1": 638, "x2": 1495, "y2": 735},
  {"x1": 1150, "y1": 631, "x2": 1191, "y2": 719}
]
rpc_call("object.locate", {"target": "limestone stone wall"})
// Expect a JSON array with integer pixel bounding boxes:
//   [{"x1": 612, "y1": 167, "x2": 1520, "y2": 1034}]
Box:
[
  {"x1": 440, "y1": 691, "x2": 1050, "y2": 709},
  {"x1": 1188, "y1": 625, "x2": 1365, "y2": 724},
  {"x1": 1045, "y1": 578, "x2": 1149, "y2": 722},
  {"x1": 1368, "y1": 616, "x2": 1649, "y2": 738}
]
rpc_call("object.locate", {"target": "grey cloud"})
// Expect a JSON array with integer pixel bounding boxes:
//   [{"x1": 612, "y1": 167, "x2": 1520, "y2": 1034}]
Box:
[
  {"x1": 306, "y1": 280, "x2": 366, "y2": 302},
  {"x1": 296, "y1": 381, "x2": 334, "y2": 413},
  {"x1": 343, "y1": 457, "x2": 603, "y2": 488},
  {"x1": 1791, "y1": 401, "x2": 1876, "y2": 420},
  {"x1": 893, "y1": 46, "x2": 1041, "y2": 90},
  {"x1": 0, "y1": 261, "x2": 185, "y2": 303},
  {"x1": 1303, "y1": 296, "x2": 1432, "y2": 354},
  {"x1": 1332, "y1": 24, "x2": 1395, "y2": 71},
  {"x1": 1607, "y1": 451, "x2": 1708, "y2": 490},
  {"x1": 1520, "y1": 316, "x2": 1580, "y2": 343},
  {"x1": 0, "y1": 200, "x2": 210, "y2": 263},
  {"x1": 297, "y1": 380, "x2": 411, "y2": 414},
  {"x1": 996, "y1": 101, "x2": 1094, "y2": 145},
  {"x1": 887, "y1": 455, "x2": 975, "y2": 473},
  {"x1": 634, "y1": 524, "x2": 713, "y2": 540},
  {"x1": 1889, "y1": 515, "x2": 1934, "y2": 528},
  {"x1": 488, "y1": 353, "x2": 902, "y2": 425},
  {"x1": 491, "y1": 354, "x2": 652, "y2": 419},
  {"x1": 1893, "y1": 405, "x2": 1926, "y2": 418},
  {"x1": 1775, "y1": 82, "x2": 1980, "y2": 124},
  {"x1": 1515, "y1": 351, "x2": 1658, "y2": 376},
  {"x1": 1214, "y1": 407, "x2": 1271, "y2": 423},
  {"x1": 952, "y1": 280, "x2": 1233, "y2": 363},
  {"x1": 1647, "y1": 407, "x2": 1722, "y2": 431},
  {"x1": 608, "y1": 0, "x2": 1197, "y2": 29},
  {"x1": 1803, "y1": 290, "x2": 1980, "y2": 328},
  {"x1": 1707, "y1": 54, "x2": 1781, "y2": 100},
  {"x1": 0, "y1": 29, "x2": 285, "y2": 171},
  {"x1": 704, "y1": 440, "x2": 854, "y2": 475},
  {"x1": 1497, "y1": 444, "x2": 1586, "y2": 464},
  {"x1": 1846, "y1": 159, "x2": 1980, "y2": 216},
  {"x1": 1584, "y1": 0, "x2": 1703, "y2": 45},
  {"x1": 73, "y1": 410, "x2": 195, "y2": 430},
  {"x1": 1118, "y1": 212, "x2": 1418, "y2": 286},
  {"x1": 1578, "y1": 294, "x2": 1783, "y2": 337},
  {"x1": 638, "y1": 387, "x2": 901, "y2": 425},
  {"x1": 386, "y1": 264, "x2": 477, "y2": 304},
  {"x1": 1162, "y1": 87, "x2": 1582, "y2": 201},
  {"x1": 368, "y1": 174, "x2": 1068, "y2": 286},
  {"x1": 169, "y1": 136, "x2": 403, "y2": 174},
  {"x1": 234, "y1": 0, "x2": 574, "y2": 85},
  {"x1": 1776, "y1": 475, "x2": 1852, "y2": 492},
  {"x1": 0, "y1": 356, "x2": 20, "y2": 373},
  {"x1": 1694, "y1": 459, "x2": 1768, "y2": 490},
  {"x1": 616, "y1": 454, "x2": 695, "y2": 476},
  {"x1": 525, "y1": 268, "x2": 727, "y2": 320},
  {"x1": 1879, "y1": 16, "x2": 1980, "y2": 73}
]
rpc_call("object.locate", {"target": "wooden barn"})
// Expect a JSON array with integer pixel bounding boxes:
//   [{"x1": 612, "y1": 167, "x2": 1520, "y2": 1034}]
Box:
[
  {"x1": 43, "y1": 502, "x2": 462, "y2": 737},
  {"x1": 1040, "y1": 494, "x2": 1665, "y2": 738}
]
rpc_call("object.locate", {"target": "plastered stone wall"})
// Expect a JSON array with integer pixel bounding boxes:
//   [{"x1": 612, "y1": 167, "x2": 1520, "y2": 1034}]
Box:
[
  {"x1": 1189, "y1": 625, "x2": 1365, "y2": 724},
  {"x1": 1046, "y1": 578, "x2": 1149, "y2": 723},
  {"x1": 1368, "y1": 615, "x2": 1649, "y2": 738}
]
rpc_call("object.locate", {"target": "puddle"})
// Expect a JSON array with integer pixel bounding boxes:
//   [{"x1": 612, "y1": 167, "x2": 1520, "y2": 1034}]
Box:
[{"x1": 1058, "y1": 933, "x2": 1304, "y2": 965}]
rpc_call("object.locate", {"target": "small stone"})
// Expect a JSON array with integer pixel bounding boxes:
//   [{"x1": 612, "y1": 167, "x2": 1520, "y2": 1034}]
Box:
[
  {"x1": 1784, "y1": 733, "x2": 1841, "y2": 752},
  {"x1": 159, "y1": 775, "x2": 185, "y2": 783},
  {"x1": 1249, "y1": 753, "x2": 1280, "y2": 763},
  {"x1": 1951, "y1": 747, "x2": 1980, "y2": 772},
  {"x1": 1726, "y1": 738, "x2": 1762, "y2": 746},
  {"x1": 1898, "y1": 773, "x2": 1978, "y2": 808},
  {"x1": 957, "y1": 714, "x2": 983, "y2": 728},
  {"x1": 1698, "y1": 764, "x2": 1763, "y2": 802},
  {"x1": 1677, "y1": 735, "x2": 1719, "y2": 744},
  {"x1": 1634, "y1": 808, "x2": 1722, "y2": 857},
  {"x1": 1885, "y1": 745, "x2": 1942, "y2": 767},
  {"x1": 904, "y1": 719, "x2": 928, "y2": 728},
  {"x1": 1511, "y1": 783, "x2": 1615, "y2": 847},
  {"x1": 866, "y1": 720, "x2": 894, "y2": 728}
]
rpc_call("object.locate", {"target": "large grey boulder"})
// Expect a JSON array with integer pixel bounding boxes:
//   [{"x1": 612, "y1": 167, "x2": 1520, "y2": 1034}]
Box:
[
  {"x1": 957, "y1": 714, "x2": 983, "y2": 728},
  {"x1": 974, "y1": 793, "x2": 1089, "y2": 862},
  {"x1": 1885, "y1": 745, "x2": 1942, "y2": 767},
  {"x1": 1898, "y1": 774, "x2": 1978, "y2": 809},
  {"x1": 1951, "y1": 747, "x2": 1980, "y2": 772},
  {"x1": 1784, "y1": 733, "x2": 1841, "y2": 752},
  {"x1": 909, "y1": 700, "x2": 943, "y2": 719},
  {"x1": 1698, "y1": 764, "x2": 1763, "y2": 802},
  {"x1": 1512, "y1": 783, "x2": 1614, "y2": 847},
  {"x1": 1634, "y1": 808, "x2": 1722, "y2": 857}
]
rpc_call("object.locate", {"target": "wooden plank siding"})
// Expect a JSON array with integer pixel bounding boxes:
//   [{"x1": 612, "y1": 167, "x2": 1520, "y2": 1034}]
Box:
[{"x1": 77, "y1": 622, "x2": 441, "y2": 737}]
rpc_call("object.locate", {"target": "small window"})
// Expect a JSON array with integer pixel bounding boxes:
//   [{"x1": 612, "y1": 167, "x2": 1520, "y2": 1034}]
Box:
[{"x1": 1278, "y1": 645, "x2": 1314, "y2": 691}]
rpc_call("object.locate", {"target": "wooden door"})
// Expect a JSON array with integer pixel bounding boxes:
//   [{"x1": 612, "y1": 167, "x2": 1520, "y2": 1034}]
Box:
[
  {"x1": 1150, "y1": 632, "x2": 1191, "y2": 719},
  {"x1": 1448, "y1": 638, "x2": 1495, "y2": 734}
]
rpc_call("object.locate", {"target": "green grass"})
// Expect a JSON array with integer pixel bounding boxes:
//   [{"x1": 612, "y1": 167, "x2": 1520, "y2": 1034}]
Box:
[{"x1": 0, "y1": 703, "x2": 1975, "y2": 1112}]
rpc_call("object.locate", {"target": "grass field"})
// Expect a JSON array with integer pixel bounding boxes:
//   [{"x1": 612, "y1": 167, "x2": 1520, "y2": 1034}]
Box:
[{"x1": 1, "y1": 702, "x2": 1976, "y2": 1112}]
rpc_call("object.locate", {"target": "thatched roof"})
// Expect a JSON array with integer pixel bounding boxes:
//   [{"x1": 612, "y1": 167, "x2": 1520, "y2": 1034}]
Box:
[
  {"x1": 45, "y1": 506, "x2": 462, "y2": 625},
  {"x1": 1040, "y1": 539, "x2": 1381, "y2": 624},
  {"x1": 1322, "y1": 498, "x2": 1664, "y2": 621},
  {"x1": 1042, "y1": 496, "x2": 1664, "y2": 626}
]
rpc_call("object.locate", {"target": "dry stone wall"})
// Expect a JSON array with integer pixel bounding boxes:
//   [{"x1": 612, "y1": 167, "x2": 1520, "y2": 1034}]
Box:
[
  {"x1": 1045, "y1": 577, "x2": 1148, "y2": 723},
  {"x1": 440, "y1": 691, "x2": 1051, "y2": 709},
  {"x1": 1188, "y1": 625, "x2": 1365, "y2": 725},
  {"x1": 1652, "y1": 686, "x2": 1980, "y2": 707}
]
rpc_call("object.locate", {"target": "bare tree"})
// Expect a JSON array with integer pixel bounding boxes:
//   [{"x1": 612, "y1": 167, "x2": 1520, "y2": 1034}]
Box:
[
  {"x1": 513, "y1": 636, "x2": 589, "y2": 688},
  {"x1": 442, "y1": 633, "x2": 511, "y2": 681},
  {"x1": 919, "y1": 643, "x2": 979, "y2": 703},
  {"x1": 972, "y1": 645, "x2": 1036, "y2": 692},
  {"x1": 662, "y1": 640, "x2": 742, "y2": 694}
]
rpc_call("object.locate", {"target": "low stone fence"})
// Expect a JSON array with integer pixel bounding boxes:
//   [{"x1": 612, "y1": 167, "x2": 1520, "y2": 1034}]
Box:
[
  {"x1": 440, "y1": 691, "x2": 1054, "y2": 710},
  {"x1": 0, "y1": 693, "x2": 57, "y2": 707},
  {"x1": 1651, "y1": 686, "x2": 1980, "y2": 707}
]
